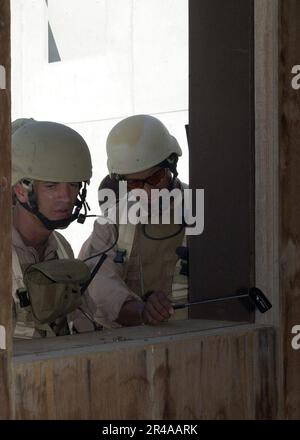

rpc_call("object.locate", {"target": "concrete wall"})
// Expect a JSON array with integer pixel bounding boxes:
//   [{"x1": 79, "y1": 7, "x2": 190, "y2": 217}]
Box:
[{"x1": 11, "y1": 0, "x2": 189, "y2": 255}]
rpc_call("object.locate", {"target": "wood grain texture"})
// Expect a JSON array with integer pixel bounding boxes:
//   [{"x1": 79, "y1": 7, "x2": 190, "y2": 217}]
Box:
[
  {"x1": 0, "y1": 0, "x2": 12, "y2": 420},
  {"x1": 254, "y1": 0, "x2": 282, "y2": 418},
  {"x1": 255, "y1": 0, "x2": 280, "y2": 328},
  {"x1": 13, "y1": 323, "x2": 277, "y2": 420},
  {"x1": 279, "y1": 0, "x2": 300, "y2": 420}
]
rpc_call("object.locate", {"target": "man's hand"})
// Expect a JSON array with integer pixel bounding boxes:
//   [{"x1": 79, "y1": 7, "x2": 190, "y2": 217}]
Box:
[
  {"x1": 116, "y1": 292, "x2": 174, "y2": 327},
  {"x1": 142, "y1": 291, "x2": 174, "y2": 325}
]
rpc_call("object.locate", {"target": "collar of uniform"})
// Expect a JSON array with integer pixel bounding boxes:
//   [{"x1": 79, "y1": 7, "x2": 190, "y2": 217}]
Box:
[{"x1": 12, "y1": 225, "x2": 59, "y2": 259}]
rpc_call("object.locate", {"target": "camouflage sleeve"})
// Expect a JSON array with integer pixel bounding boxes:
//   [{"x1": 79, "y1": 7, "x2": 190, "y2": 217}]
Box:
[{"x1": 75, "y1": 220, "x2": 140, "y2": 329}]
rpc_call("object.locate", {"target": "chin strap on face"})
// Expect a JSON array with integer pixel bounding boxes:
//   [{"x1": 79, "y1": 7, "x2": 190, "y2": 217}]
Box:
[
  {"x1": 159, "y1": 153, "x2": 179, "y2": 182},
  {"x1": 18, "y1": 181, "x2": 90, "y2": 230},
  {"x1": 76, "y1": 184, "x2": 91, "y2": 224}
]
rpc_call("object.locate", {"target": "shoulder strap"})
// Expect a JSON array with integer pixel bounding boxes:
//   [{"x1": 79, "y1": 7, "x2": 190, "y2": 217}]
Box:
[
  {"x1": 114, "y1": 197, "x2": 137, "y2": 261},
  {"x1": 12, "y1": 248, "x2": 37, "y2": 338},
  {"x1": 12, "y1": 247, "x2": 25, "y2": 302},
  {"x1": 117, "y1": 223, "x2": 136, "y2": 261},
  {"x1": 53, "y1": 232, "x2": 69, "y2": 259}
]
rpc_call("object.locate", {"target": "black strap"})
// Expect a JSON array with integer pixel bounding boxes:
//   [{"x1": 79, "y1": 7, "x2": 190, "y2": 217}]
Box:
[{"x1": 80, "y1": 253, "x2": 108, "y2": 295}]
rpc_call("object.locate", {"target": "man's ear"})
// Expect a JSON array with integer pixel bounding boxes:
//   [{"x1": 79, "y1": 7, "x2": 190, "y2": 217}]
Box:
[{"x1": 13, "y1": 182, "x2": 29, "y2": 204}]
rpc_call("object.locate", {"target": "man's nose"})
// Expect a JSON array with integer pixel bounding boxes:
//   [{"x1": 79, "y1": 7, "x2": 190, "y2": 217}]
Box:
[{"x1": 57, "y1": 184, "x2": 73, "y2": 202}]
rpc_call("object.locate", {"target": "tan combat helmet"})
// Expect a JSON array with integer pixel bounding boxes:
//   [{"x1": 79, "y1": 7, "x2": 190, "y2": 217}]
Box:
[
  {"x1": 12, "y1": 119, "x2": 92, "y2": 229},
  {"x1": 12, "y1": 119, "x2": 92, "y2": 185},
  {"x1": 106, "y1": 114, "x2": 182, "y2": 177}
]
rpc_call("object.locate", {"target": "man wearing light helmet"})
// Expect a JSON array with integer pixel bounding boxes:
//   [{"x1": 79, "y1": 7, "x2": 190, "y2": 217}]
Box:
[
  {"x1": 77, "y1": 115, "x2": 188, "y2": 330},
  {"x1": 12, "y1": 119, "x2": 92, "y2": 338}
]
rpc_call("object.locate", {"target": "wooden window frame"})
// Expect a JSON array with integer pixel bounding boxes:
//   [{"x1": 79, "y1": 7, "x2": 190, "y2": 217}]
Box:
[{"x1": 2, "y1": 0, "x2": 300, "y2": 420}]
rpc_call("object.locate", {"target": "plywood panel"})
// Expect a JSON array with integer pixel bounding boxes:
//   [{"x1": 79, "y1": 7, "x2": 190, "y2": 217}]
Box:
[
  {"x1": 13, "y1": 323, "x2": 276, "y2": 420},
  {"x1": 0, "y1": 0, "x2": 12, "y2": 420}
]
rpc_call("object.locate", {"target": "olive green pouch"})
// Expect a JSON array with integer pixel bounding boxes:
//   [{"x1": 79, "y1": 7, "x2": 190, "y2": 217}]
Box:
[{"x1": 23, "y1": 259, "x2": 91, "y2": 324}]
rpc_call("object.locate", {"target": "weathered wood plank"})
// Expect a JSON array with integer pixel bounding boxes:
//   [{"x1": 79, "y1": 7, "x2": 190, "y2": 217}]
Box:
[
  {"x1": 279, "y1": 0, "x2": 300, "y2": 420},
  {"x1": 254, "y1": 0, "x2": 282, "y2": 417},
  {"x1": 13, "y1": 324, "x2": 277, "y2": 420},
  {"x1": 254, "y1": 0, "x2": 280, "y2": 327},
  {"x1": 0, "y1": 0, "x2": 12, "y2": 420},
  {"x1": 13, "y1": 319, "x2": 240, "y2": 359}
]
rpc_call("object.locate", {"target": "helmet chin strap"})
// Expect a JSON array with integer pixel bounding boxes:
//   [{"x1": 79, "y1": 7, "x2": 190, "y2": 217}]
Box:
[
  {"x1": 158, "y1": 153, "x2": 179, "y2": 184},
  {"x1": 18, "y1": 183, "x2": 90, "y2": 230}
]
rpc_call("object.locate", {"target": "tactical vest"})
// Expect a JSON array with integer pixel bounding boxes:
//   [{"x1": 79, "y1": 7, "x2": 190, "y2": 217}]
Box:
[
  {"x1": 117, "y1": 215, "x2": 188, "y2": 320},
  {"x1": 12, "y1": 233, "x2": 71, "y2": 339}
]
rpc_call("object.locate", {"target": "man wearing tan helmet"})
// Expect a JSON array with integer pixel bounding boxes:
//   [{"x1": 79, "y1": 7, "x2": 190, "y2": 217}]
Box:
[
  {"x1": 12, "y1": 118, "x2": 93, "y2": 338},
  {"x1": 76, "y1": 115, "x2": 188, "y2": 330}
]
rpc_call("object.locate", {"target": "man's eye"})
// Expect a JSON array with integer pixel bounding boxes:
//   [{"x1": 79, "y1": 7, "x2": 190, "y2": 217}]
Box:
[{"x1": 70, "y1": 183, "x2": 80, "y2": 188}]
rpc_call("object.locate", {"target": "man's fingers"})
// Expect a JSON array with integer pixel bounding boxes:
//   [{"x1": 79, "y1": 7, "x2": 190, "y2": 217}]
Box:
[
  {"x1": 142, "y1": 292, "x2": 174, "y2": 325},
  {"x1": 149, "y1": 292, "x2": 174, "y2": 316},
  {"x1": 148, "y1": 295, "x2": 171, "y2": 319},
  {"x1": 142, "y1": 309, "x2": 159, "y2": 325},
  {"x1": 143, "y1": 301, "x2": 164, "y2": 323}
]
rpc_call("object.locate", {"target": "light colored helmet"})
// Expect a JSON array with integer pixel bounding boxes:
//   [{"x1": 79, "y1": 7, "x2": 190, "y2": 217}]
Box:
[
  {"x1": 12, "y1": 118, "x2": 35, "y2": 135},
  {"x1": 12, "y1": 120, "x2": 92, "y2": 185},
  {"x1": 106, "y1": 114, "x2": 182, "y2": 175}
]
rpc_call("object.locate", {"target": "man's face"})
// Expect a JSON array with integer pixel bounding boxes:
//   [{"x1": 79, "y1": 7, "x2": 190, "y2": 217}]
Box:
[{"x1": 34, "y1": 181, "x2": 80, "y2": 220}]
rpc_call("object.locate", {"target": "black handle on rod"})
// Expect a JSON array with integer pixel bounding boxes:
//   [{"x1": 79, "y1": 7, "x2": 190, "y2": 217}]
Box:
[{"x1": 173, "y1": 288, "x2": 272, "y2": 314}]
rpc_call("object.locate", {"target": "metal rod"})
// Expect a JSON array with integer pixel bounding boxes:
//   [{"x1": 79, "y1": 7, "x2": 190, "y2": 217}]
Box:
[{"x1": 173, "y1": 292, "x2": 249, "y2": 309}]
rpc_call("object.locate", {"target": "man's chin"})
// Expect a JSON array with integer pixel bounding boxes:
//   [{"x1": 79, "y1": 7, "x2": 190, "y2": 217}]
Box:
[
  {"x1": 51, "y1": 211, "x2": 72, "y2": 220},
  {"x1": 47, "y1": 214, "x2": 72, "y2": 229}
]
